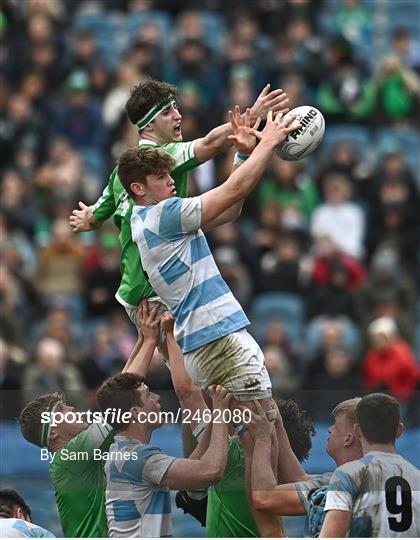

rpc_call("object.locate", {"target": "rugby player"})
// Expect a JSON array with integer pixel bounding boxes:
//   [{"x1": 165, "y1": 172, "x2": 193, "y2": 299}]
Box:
[
  {"x1": 96, "y1": 372, "x2": 231, "y2": 538},
  {"x1": 320, "y1": 393, "x2": 420, "y2": 537},
  {"x1": 245, "y1": 397, "x2": 363, "y2": 537},
  {"x1": 17, "y1": 304, "x2": 158, "y2": 538},
  {"x1": 0, "y1": 489, "x2": 55, "y2": 538},
  {"x1": 117, "y1": 108, "x2": 300, "y2": 410},
  {"x1": 108, "y1": 307, "x2": 315, "y2": 537},
  {"x1": 69, "y1": 80, "x2": 289, "y2": 340}
]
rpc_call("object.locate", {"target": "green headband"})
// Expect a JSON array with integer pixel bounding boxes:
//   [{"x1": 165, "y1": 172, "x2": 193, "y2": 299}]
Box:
[
  {"x1": 40, "y1": 400, "x2": 62, "y2": 448},
  {"x1": 136, "y1": 97, "x2": 176, "y2": 129}
]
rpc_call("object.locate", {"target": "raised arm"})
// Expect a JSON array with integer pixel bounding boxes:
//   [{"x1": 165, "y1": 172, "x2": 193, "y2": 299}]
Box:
[
  {"x1": 159, "y1": 386, "x2": 230, "y2": 490},
  {"x1": 242, "y1": 427, "x2": 286, "y2": 537},
  {"x1": 200, "y1": 110, "x2": 300, "y2": 227},
  {"x1": 194, "y1": 85, "x2": 289, "y2": 162},
  {"x1": 274, "y1": 406, "x2": 308, "y2": 483},
  {"x1": 160, "y1": 312, "x2": 209, "y2": 435},
  {"x1": 202, "y1": 108, "x2": 261, "y2": 231},
  {"x1": 123, "y1": 301, "x2": 161, "y2": 376},
  {"x1": 241, "y1": 401, "x2": 303, "y2": 518}
]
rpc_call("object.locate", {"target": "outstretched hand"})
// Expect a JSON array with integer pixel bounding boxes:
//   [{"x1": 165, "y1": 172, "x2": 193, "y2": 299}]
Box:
[
  {"x1": 249, "y1": 84, "x2": 290, "y2": 122},
  {"x1": 241, "y1": 400, "x2": 273, "y2": 440},
  {"x1": 138, "y1": 300, "x2": 161, "y2": 342},
  {"x1": 208, "y1": 384, "x2": 232, "y2": 412},
  {"x1": 160, "y1": 311, "x2": 175, "y2": 335},
  {"x1": 69, "y1": 201, "x2": 101, "y2": 232},
  {"x1": 227, "y1": 106, "x2": 261, "y2": 155},
  {"x1": 255, "y1": 110, "x2": 301, "y2": 148}
]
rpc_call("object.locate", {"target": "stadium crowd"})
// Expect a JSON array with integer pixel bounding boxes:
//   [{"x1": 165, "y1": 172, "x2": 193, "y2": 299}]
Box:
[{"x1": 1, "y1": 0, "x2": 419, "y2": 430}]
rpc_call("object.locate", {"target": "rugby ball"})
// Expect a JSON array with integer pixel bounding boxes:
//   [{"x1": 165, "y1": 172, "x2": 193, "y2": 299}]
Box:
[{"x1": 276, "y1": 106, "x2": 325, "y2": 161}]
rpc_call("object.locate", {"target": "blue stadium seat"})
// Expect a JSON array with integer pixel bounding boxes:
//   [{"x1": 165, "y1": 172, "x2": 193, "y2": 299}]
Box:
[
  {"x1": 125, "y1": 11, "x2": 172, "y2": 53},
  {"x1": 385, "y1": 1, "x2": 420, "y2": 38},
  {"x1": 374, "y1": 127, "x2": 420, "y2": 179},
  {"x1": 79, "y1": 147, "x2": 106, "y2": 181},
  {"x1": 319, "y1": 124, "x2": 372, "y2": 163},
  {"x1": 72, "y1": 13, "x2": 124, "y2": 67},
  {"x1": 304, "y1": 316, "x2": 360, "y2": 362},
  {"x1": 196, "y1": 10, "x2": 227, "y2": 54},
  {"x1": 388, "y1": 0, "x2": 420, "y2": 19},
  {"x1": 249, "y1": 293, "x2": 305, "y2": 346}
]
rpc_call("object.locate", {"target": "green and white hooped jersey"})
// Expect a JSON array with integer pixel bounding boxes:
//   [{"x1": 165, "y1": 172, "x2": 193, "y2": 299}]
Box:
[
  {"x1": 92, "y1": 139, "x2": 201, "y2": 307},
  {"x1": 325, "y1": 451, "x2": 420, "y2": 537}
]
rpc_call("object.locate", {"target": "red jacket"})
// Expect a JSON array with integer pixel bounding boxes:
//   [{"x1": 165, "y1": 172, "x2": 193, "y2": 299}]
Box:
[
  {"x1": 363, "y1": 339, "x2": 418, "y2": 402},
  {"x1": 312, "y1": 253, "x2": 366, "y2": 291}
]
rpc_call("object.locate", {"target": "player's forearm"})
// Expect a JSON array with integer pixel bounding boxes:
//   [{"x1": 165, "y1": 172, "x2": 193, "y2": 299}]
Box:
[
  {"x1": 88, "y1": 214, "x2": 104, "y2": 230},
  {"x1": 123, "y1": 337, "x2": 156, "y2": 376},
  {"x1": 202, "y1": 200, "x2": 244, "y2": 231},
  {"x1": 252, "y1": 436, "x2": 278, "y2": 492},
  {"x1": 195, "y1": 123, "x2": 234, "y2": 161},
  {"x1": 188, "y1": 422, "x2": 212, "y2": 460},
  {"x1": 275, "y1": 418, "x2": 307, "y2": 482},
  {"x1": 198, "y1": 420, "x2": 228, "y2": 482},
  {"x1": 224, "y1": 140, "x2": 276, "y2": 200},
  {"x1": 91, "y1": 172, "x2": 118, "y2": 222},
  {"x1": 166, "y1": 333, "x2": 199, "y2": 398},
  {"x1": 246, "y1": 438, "x2": 286, "y2": 537}
]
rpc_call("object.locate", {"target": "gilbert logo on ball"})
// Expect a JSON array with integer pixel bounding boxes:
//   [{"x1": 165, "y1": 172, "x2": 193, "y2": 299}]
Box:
[{"x1": 276, "y1": 106, "x2": 325, "y2": 161}]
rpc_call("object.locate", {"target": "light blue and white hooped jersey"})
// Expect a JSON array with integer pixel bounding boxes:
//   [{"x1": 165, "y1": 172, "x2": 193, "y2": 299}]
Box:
[
  {"x1": 325, "y1": 451, "x2": 420, "y2": 537},
  {"x1": 0, "y1": 519, "x2": 55, "y2": 537},
  {"x1": 104, "y1": 436, "x2": 176, "y2": 538},
  {"x1": 131, "y1": 196, "x2": 249, "y2": 353}
]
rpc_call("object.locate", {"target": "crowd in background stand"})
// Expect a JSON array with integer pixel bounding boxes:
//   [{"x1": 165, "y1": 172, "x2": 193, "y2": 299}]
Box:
[{"x1": 1, "y1": 0, "x2": 419, "y2": 425}]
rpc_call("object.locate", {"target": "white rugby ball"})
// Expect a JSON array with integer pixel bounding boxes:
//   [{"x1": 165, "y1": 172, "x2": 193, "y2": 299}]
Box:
[{"x1": 276, "y1": 106, "x2": 325, "y2": 161}]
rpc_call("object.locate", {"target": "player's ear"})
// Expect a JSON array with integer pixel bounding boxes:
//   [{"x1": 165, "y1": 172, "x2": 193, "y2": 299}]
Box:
[
  {"x1": 129, "y1": 405, "x2": 140, "y2": 422},
  {"x1": 15, "y1": 506, "x2": 26, "y2": 520},
  {"x1": 396, "y1": 422, "x2": 404, "y2": 439},
  {"x1": 344, "y1": 431, "x2": 354, "y2": 447},
  {"x1": 50, "y1": 428, "x2": 59, "y2": 441},
  {"x1": 353, "y1": 422, "x2": 362, "y2": 441},
  {"x1": 131, "y1": 182, "x2": 145, "y2": 197}
]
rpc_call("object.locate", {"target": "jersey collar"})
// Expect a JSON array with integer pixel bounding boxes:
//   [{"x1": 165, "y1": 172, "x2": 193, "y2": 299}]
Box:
[{"x1": 138, "y1": 138, "x2": 159, "y2": 147}]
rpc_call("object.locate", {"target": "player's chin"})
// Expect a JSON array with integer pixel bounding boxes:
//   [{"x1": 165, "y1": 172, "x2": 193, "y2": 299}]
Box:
[{"x1": 172, "y1": 129, "x2": 183, "y2": 141}]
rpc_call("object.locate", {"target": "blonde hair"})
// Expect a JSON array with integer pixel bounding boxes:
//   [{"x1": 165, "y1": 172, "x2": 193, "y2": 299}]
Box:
[{"x1": 332, "y1": 397, "x2": 361, "y2": 427}]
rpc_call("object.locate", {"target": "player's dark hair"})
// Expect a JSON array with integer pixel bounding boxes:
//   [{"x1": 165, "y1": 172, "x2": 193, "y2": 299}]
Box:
[
  {"x1": 0, "y1": 489, "x2": 32, "y2": 520},
  {"x1": 356, "y1": 393, "x2": 400, "y2": 444},
  {"x1": 117, "y1": 147, "x2": 175, "y2": 199},
  {"x1": 125, "y1": 80, "x2": 178, "y2": 126},
  {"x1": 277, "y1": 399, "x2": 315, "y2": 462},
  {"x1": 97, "y1": 373, "x2": 145, "y2": 431},
  {"x1": 19, "y1": 391, "x2": 66, "y2": 448}
]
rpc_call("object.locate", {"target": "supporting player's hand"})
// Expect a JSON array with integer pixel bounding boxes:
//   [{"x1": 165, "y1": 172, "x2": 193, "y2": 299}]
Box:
[
  {"x1": 227, "y1": 106, "x2": 261, "y2": 155},
  {"x1": 160, "y1": 311, "x2": 175, "y2": 335},
  {"x1": 69, "y1": 201, "x2": 102, "y2": 232},
  {"x1": 249, "y1": 84, "x2": 290, "y2": 122},
  {"x1": 243, "y1": 400, "x2": 273, "y2": 440},
  {"x1": 208, "y1": 385, "x2": 232, "y2": 412},
  {"x1": 255, "y1": 110, "x2": 301, "y2": 149},
  {"x1": 138, "y1": 300, "x2": 161, "y2": 342}
]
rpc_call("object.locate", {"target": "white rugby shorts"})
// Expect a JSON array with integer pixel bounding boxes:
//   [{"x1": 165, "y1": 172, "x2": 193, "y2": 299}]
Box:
[{"x1": 184, "y1": 329, "x2": 272, "y2": 401}]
